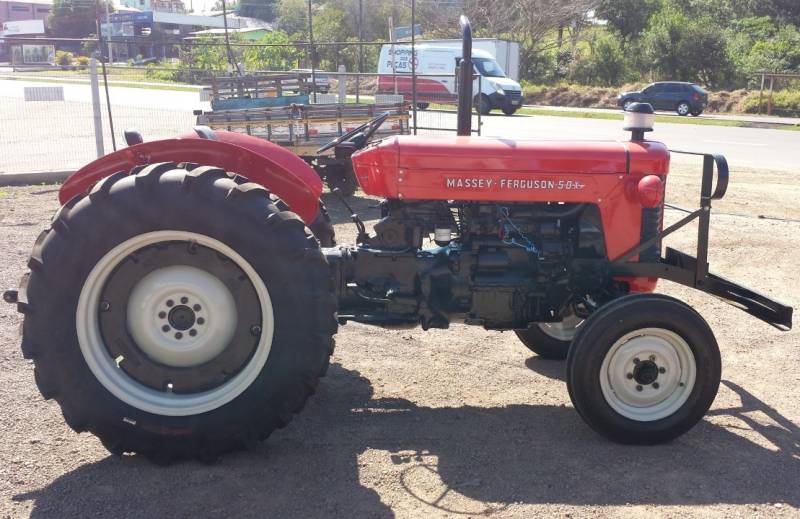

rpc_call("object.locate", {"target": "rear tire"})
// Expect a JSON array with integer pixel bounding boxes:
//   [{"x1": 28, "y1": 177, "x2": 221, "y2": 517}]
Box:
[
  {"x1": 566, "y1": 294, "x2": 720, "y2": 444},
  {"x1": 690, "y1": 109, "x2": 702, "y2": 117},
  {"x1": 416, "y1": 102, "x2": 430, "y2": 110},
  {"x1": 676, "y1": 101, "x2": 691, "y2": 116},
  {"x1": 17, "y1": 163, "x2": 337, "y2": 463}
]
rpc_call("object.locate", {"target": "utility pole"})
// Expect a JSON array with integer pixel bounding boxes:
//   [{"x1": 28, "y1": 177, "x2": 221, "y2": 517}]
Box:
[
  {"x1": 104, "y1": 0, "x2": 113, "y2": 64},
  {"x1": 307, "y1": 0, "x2": 317, "y2": 102},
  {"x1": 356, "y1": 0, "x2": 362, "y2": 103},
  {"x1": 221, "y1": 0, "x2": 240, "y2": 75},
  {"x1": 411, "y1": 0, "x2": 416, "y2": 134}
]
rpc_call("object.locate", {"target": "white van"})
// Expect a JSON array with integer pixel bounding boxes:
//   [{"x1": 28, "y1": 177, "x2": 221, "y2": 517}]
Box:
[{"x1": 377, "y1": 44, "x2": 523, "y2": 115}]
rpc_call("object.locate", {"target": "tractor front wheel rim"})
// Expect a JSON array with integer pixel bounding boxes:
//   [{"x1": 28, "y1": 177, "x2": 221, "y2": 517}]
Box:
[
  {"x1": 537, "y1": 313, "x2": 583, "y2": 342},
  {"x1": 599, "y1": 328, "x2": 696, "y2": 422}
]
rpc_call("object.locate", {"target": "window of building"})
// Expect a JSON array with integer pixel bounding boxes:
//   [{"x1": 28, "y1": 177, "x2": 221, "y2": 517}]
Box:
[
  {"x1": 36, "y1": 7, "x2": 50, "y2": 12},
  {"x1": 11, "y1": 5, "x2": 31, "y2": 11}
]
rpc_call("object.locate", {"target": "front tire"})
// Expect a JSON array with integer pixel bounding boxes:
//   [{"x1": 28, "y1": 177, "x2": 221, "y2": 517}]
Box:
[
  {"x1": 566, "y1": 294, "x2": 720, "y2": 444},
  {"x1": 323, "y1": 163, "x2": 357, "y2": 197},
  {"x1": 17, "y1": 163, "x2": 337, "y2": 462},
  {"x1": 474, "y1": 94, "x2": 492, "y2": 115},
  {"x1": 515, "y1": 313, "x2": 583, "y2": 360},
  {"x1": 502, "y1": 106, "x2": 518, "y2": 116}
]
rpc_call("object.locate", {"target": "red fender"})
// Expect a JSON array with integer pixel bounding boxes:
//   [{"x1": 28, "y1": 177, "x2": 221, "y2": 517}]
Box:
[{"x1": 59, "y1": 131, "x2": 323, "y2": 223}]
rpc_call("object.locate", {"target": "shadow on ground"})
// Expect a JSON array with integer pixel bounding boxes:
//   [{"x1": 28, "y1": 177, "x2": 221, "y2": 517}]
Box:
[{"x1": 15, "y1": 364, "x2": 800, "y2": 518}]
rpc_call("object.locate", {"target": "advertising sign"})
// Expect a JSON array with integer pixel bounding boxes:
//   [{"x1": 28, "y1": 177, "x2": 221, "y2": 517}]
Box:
[
  {"x1": 19, "y1": 44, "x2": 55, "y2": 65},
  {"x1": 2, "y1": 20, "x2": 46, "y2": 36}
]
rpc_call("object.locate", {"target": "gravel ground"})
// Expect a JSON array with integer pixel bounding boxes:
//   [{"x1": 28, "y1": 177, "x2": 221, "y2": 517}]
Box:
[{"x1": 0, "y1": 161, "x2": 798, "y2": 518}]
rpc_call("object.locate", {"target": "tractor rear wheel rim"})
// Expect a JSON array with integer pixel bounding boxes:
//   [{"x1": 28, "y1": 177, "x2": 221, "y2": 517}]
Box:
[
  {"x1": 537, "y1": 313, "x2": 583, "y2": 342},
  {"x1": 599, "y1": 328, "x2": 696, "y2": 422},
  {"x1": 77, "y1": 230, "x2": 274, "y2": 417}
]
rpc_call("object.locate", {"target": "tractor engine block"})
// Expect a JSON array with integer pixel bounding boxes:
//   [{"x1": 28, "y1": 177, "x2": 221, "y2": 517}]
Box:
[{"x1": 325, "y1": 200, "x2": 612, "y2": 330}]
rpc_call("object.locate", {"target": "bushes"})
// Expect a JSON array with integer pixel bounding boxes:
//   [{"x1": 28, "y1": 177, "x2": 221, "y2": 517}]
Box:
[
  {"x1": 741, "y1": 90, "x2": 800, "y2": 115},
  {"x1": 55, "y1": 50, "x2": 73, "y2": 67},
  {"x1": 571, "y1": 31, "x2": 634, "y2": 87}
]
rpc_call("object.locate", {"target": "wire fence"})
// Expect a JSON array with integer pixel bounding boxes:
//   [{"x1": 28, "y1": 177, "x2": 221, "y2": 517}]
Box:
[{"x1": 1, "y1": 36, "x2": 495, "y2": 175}]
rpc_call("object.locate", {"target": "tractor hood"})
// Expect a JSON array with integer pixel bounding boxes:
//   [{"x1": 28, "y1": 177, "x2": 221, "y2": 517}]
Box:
[{"x1": 352, "y1": 135, "x2": 669, "y2": 202}]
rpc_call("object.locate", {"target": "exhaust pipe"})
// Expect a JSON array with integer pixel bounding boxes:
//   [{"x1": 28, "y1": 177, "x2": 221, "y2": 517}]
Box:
[{"x1": 457, "y1": 15, "x2": 473, "y2": 136}]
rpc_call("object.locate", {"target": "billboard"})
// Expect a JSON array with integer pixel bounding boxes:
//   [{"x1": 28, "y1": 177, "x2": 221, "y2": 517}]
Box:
[
  {"x1": 11, "y1": 44, "x2": 55, "y2": 65},
  {"x1": 2, "y1": 20, "x2": 46, "y2": 36}
]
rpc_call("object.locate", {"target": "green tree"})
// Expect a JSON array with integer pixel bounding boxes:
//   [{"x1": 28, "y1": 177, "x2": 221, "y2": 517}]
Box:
[
  {"x1": 572, "y1": 30, "x2": 632, "y2": 85},
  {"x1": 642, "y1": 6, "x2": 732, "y2": 87},
  {"x1": 49, "y1": 0, "x2": 114, "y2": 39},
  {"x1": 243, "y1": 30, "x2": 302, "y2": 70},
  {"x1": 595, "y1": 0, "x2": 662, "y2": 46}
]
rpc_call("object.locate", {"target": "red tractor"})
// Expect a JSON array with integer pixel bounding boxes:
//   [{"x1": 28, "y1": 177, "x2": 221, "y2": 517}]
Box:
[{"x1": 5, "y1": 18, "x2": 792, "y2": 463}]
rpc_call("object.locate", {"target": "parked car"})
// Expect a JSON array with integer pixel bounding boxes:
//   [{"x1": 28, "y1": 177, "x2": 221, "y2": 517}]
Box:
[{"x1": 617, "y1": 82, "x2": 708, "y2": 116}]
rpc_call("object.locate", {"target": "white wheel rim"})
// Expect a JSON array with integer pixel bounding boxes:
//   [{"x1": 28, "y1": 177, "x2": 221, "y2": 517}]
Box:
[
  {"x1": 678, "y1": 104, "x2": 689, "y2": 115},
  {"x1": 127, "y1": 265, "x2": 238, "y2": 368},
  {"x1": 599, "y1": 328, "x2": 696, "y2": 422},
  {"x1": 537, "y1": 313, "x2": 583, "y2": 342},
  {"x1": 77, "y1": 230, "x2": 274, "y2": 417}
]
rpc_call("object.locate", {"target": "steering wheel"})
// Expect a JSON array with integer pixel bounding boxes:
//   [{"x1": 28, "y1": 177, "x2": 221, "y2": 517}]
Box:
[{"x1": 316, "y1": 111, "x2": 391, "y2": 154}]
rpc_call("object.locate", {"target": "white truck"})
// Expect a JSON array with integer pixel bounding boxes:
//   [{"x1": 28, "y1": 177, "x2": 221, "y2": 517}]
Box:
[
  {"x1": 416, "y1": 38, "x2": 520, "y2": 80},
  {"x1": 378, "y1": 40, "x2": 523, "y2": 115}
]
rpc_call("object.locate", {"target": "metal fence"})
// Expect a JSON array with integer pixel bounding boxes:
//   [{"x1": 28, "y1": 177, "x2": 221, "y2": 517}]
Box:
[{"x1": 1, "y1": 35, "x2": 488, "y2": 175}]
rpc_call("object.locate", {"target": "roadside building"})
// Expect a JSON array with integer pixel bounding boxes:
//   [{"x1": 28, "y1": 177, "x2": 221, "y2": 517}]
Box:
[
  {"x1": 0, "y1": 0, "x2": 50, "y2": 63},
  {"x1": 102, "y1": 0, "x2": 242, "y2": 61},
  {"x1": 0, "y1": 0, "x2": 50, "y2": 25}
]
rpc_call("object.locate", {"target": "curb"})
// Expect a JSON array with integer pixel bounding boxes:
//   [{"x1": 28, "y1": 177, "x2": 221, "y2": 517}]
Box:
[{"x1": 0, "y1": 170, "x2": 73, "y2": 186}]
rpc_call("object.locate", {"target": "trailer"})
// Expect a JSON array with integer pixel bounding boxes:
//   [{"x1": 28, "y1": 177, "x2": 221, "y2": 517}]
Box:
[
  {"x1": 195, "y1": 101, "x2": 411, "y2": 195},
  {"x1": 198, "y1": 72, "x2": 411, "y2": 195}
]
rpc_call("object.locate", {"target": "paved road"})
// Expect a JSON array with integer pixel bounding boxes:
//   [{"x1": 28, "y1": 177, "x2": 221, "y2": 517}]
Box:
[
  {"x1": 2, "y1": 78, "x2": 798, "y2": 174},
  {"x1": 523, "y1": 104, "x2": 800, "y2": 126}
]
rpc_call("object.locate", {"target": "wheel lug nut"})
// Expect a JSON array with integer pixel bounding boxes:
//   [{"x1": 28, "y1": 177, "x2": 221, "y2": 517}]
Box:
[
  {"x1": 166, "y1": 299, "x2": 174, "y2": 307},
  {"x1": 162, "y1": 325, "x2": 170, "y2": 332},
  {"x1": 250, "y1": 325, "x2": 262, "y2": 336},
  {"x1": 633, "y1": 358, "x2": 640, "y2": 364},
  {"x1": 189, "y1": 329, "x2": 197, "y2": 337},
  {"x1": 649, "y1": 355, "x2": 656, "y2": 361},
  {"x1": 653, "y1": 382, "x2": 660, "y2": 389},
  {"x1": 197, "y1": 317, "x2": 205, "y2": 325},
  {"x1": 158, "y1": 311, "x2": 166, "y2": 319},
  {"x1": 626, "y1": 373, "x2": 634, "y2": 379},
  {"x1": 180, "y1": 296, "x2": 188, "y2": 304},
  {"x1": 659, "y1": 367, "x2": 666, "y2": 374},
  {"x1": 636, "y1": 385, "x2": 643, "y2": 392},
  {"x1": 175, "y1": 332, "x2": 183, "y2": 339},
  {"x1": 193, "y1": 304, "x2": 201, "y2": 311},
  {"x1": 100, "y1": 301, "x2": 111, "y2": 312}
]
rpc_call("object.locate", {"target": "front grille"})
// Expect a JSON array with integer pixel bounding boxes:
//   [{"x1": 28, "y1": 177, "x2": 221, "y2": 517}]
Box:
[
  {"x1": 506, "y1": 90, "x2": 522, "y2": 101},
  {"x1": 640, "y1": 206, "x2": 663, "y2": 262}
]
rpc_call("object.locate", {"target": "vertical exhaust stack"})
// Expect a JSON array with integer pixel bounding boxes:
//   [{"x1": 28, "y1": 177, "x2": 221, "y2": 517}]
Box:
[{"x1": 457, "y1": 15, "x2": 473, "y2": 136}]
